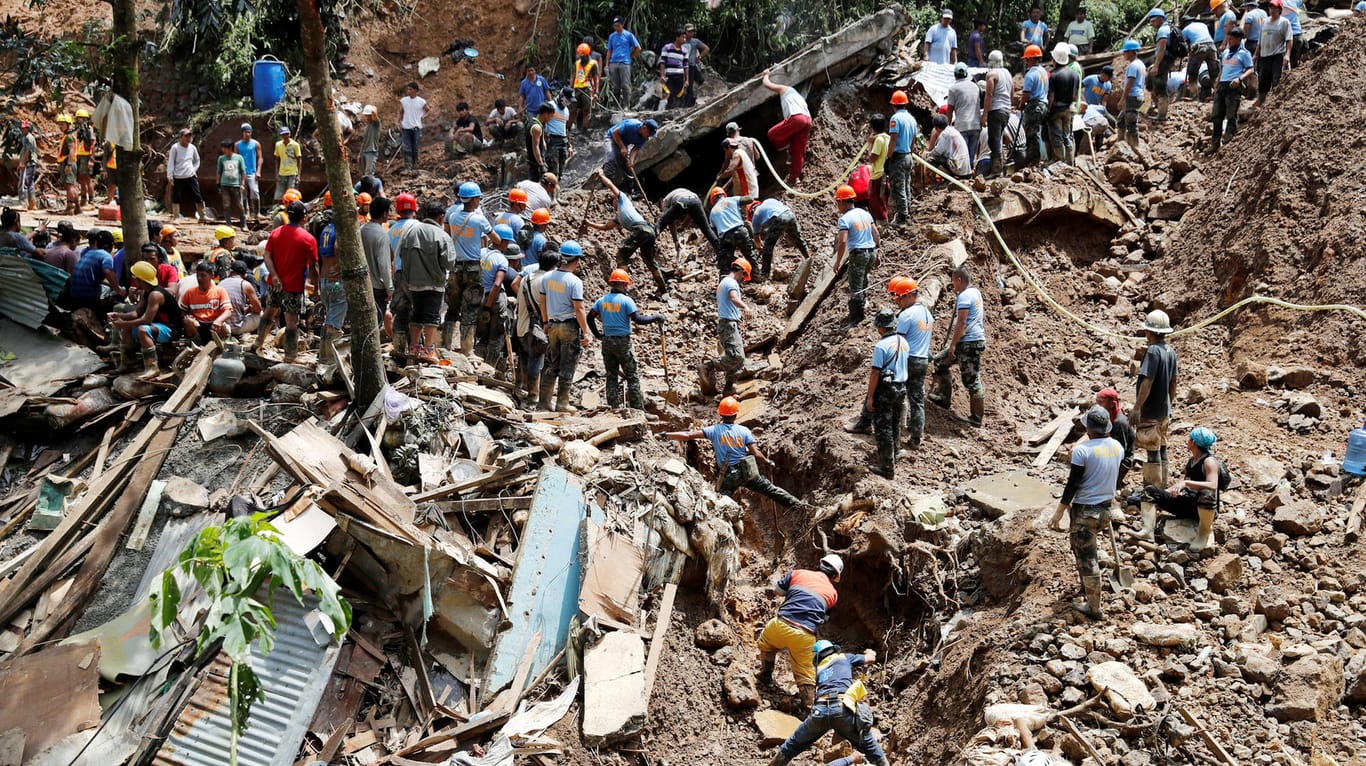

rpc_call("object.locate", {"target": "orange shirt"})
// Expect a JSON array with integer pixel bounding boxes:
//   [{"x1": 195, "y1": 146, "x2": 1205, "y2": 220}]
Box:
[{"x1": 181, "y1": 284, "x2": 231, "y2": 322}]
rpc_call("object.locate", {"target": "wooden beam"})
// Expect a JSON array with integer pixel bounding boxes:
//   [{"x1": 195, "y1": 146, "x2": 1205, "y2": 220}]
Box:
[
  {"x1": 434, "y1": 496, "x2": 534, "y2": 514},
  {"x1": 410, "y1": 464, "x2": 531, "y2": 504},
  {"x1": 642, "y1": 583, "x2": 678, "y2": 700},
  {"x1": 1033, "y1": 414, "x2": 1076, "y2": 469},
  {"x1": 1345, "y1": 482, "x2": 1366, "y2": 543},
  {"x1": 780, "y1": 260, "x2": 846, "y2": 349},
  {"x1": 1178, "y1": 706, "x2": 1240, "y2": 765},
  {"x1": 1058, "y1": 715, "x2": 1106, "y2": 765},
  {"x1": 125, "y1": 479, "x2": 167, "y2": 552}
]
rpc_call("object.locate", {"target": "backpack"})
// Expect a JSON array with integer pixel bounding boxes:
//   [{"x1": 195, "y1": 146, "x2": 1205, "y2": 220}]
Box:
[
  {"x1": 515, "y1": 223, "x2": 535, "y2": 253},
  {"x1": 1212, "y1": 455, "x2": 1231, "y2": 492},
  {"x1": 1164, "y1": 26, "x2": 1188, "y2": 60}
]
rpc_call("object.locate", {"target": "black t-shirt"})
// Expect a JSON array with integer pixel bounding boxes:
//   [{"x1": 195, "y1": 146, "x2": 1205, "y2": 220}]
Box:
[
  {"x1": 1137, "y1": 342, "x2": 1178, "y2": 419},
  {"x1": 456, "y1": 115, "x2": 483, "y2": 141},
  {"x1": 1048, "y1": 67, "x2": 1079, "y2": 113}
]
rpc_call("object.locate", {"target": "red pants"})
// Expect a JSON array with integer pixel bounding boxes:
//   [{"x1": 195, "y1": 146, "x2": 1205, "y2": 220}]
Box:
[
  {"x1": 768, "y1": 114, "x2": 812, "y2": 183},
  {"x1": 869, "y1": 176, "x2": 889, "y2": 221}
]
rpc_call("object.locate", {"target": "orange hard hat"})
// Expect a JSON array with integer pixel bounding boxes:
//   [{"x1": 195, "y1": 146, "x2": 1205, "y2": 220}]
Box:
[
  {"x1": 1024, "y1": 44, "x2": 1043, "y2": 59},
  {"x1": 356, "y1": 192, "x2": 373, "y2": 205},
  {"x1": 731, "y1": 256, "x2": 753, "y2": 281},
  {"x1": 708, "y1": 186, "x2": 725, "y2": 203},
  {"x1": 577, "y1": 43, "x2": 592, "y2": 56},
  {"x1": 717, "y1": 396, "x2": 741, "y2": 417},
  {"x1": 890, "y1": 90, "x2": 909, "y2": 105},
  {"x1": 283, "y1": 188, "x2": 302, "y2": 204},
  {"x1": 160, "y1": 224, "x2": 178, "y2": 237},
  {"x1": 608, "y1": 268, "x2": 632, "y2": 284},
  {"x1": 746, "y1": 200, "x2": 761, "y2": 219},
  {"x1": 530, "y1": 207, "x2": 552, "y2": 224},
  {"x1": 888, "y1": 275, "x2": 920, "y2": 296},
  {"x1": 508, "y1": 188, "x2": 529, "y2": 204},
  {"x1": 835, "y1": 184, "x2": 857, "y2": 201},
  {"x1": 323, "y1": 190, "x2": 333, "y2": 207}
]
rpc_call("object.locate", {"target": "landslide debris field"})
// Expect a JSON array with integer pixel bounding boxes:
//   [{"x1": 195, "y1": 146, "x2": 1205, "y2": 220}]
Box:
[{"x1": 2, "y1": 5, "x2": 1366, "y2": 766}]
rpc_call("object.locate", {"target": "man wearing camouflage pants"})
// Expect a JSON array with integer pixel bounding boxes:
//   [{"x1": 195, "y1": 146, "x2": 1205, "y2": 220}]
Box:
[
  {"x1": 698, "y1": 258, "x2": 752, "y2": 396},
  {"x1": 444, "y1": 181, "x2": 496, "y2": 353},
  {"x1": 1049, "y1": 406, "x2": 1124, "y2": 619},
  {"x1": 588, "y1": 269, "x2": 663, "y2": 409},
  {"x1": 832, "y1": 184, "x2": 879, "y2": 326},
  {"x1": 929, "y1": 267, "x2": 987, "y2": 426},
  {"x1": 537, "y1": 241, "x2": 591, "y2": 412},
  {"x1": 748, "y1": 198, "x2": 810, "y2": 281},
  {"x1": 866, "y1": 309, "x2": 909, "y2": 479}
]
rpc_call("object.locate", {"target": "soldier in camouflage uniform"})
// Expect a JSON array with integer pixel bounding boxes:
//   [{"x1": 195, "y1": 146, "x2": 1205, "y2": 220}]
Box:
[
  {"x1": 666, "y1": 397, "x2": 801, "y2": 507},
  {"x1": 747, "y1": 198, "x2": 810, "y2": 281},
  {"x1": 930, "y1": 267, "x2": 988, "y2": 425},
  {"x1": 865, "y1": 308, "x2": 909, "y2": 479},
  {"x1": 585, "y1": 171, "x2": 671, "y2": 295},
  {"x1": 1049, "y1": 406, "x2": 1124, "y2": 619},
  {"x1": 588, "y1": 269, "x2": 663, "y2": 409},
  {"x1": 831, "y1": 184, "x2": 880, "y2": 326}
]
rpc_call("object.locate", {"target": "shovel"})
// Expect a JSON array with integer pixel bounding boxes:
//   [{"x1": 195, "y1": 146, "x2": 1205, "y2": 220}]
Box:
[
  {"x1": 1107, "y1": 518, "x2": 1135, "y2": 591},
  {"x1": 660, "y1": 326, "x2": 681, "y2": 405}
]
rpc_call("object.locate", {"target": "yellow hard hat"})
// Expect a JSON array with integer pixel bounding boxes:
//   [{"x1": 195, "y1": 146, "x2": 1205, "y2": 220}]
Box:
[
  {"x1": 214, "y1": 225, "x2": 236, "y2": 241},
  {"x1": 110, "y1": 228, "x2": 123, "y2": 244},
  {"x1": 75, "y1": 109, "x2": 91, "y2": 119},
  {"x1": 131, "y1": 260, "x2": 157, "y2": 285},
  {"x1": 56, "y1": 114, "x2": 74, "y2": 124}
]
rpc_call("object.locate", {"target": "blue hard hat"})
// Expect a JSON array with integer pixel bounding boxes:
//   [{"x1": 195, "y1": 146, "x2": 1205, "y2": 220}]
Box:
[
  {"x1": 1122, "y1": 39, "x2": 1142, "y2": 51},
  {"x1": 559, "y1": 239, "x2": 583, "y2": 257},
  {"x1": 1190, "y1": 426, "x2": 1218, "y2": 450},
  {"x1": 457, "y1": 181, "x2": 482, "y2": 199},
  {"x1": 1147, "y1": 7, "x2": 1166, "y2": 18},
  {"x1": 493, "y1": 223, "x2": 515, "y2": 241},
  {"x1": 812, "y1": 640, "x2": 839, "y2": 660},
  {"x1": 642, "y1": 119, "x2": 659, "y2": 132}
]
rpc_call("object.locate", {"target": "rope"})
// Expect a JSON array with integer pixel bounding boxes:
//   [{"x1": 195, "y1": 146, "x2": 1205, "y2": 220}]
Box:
[
  {"x1": 909, "y1": 154, "x2": 1366, "y2": 342},
  {"x1": 752, "y1": 140, "x2": 868, "y2": 198}
]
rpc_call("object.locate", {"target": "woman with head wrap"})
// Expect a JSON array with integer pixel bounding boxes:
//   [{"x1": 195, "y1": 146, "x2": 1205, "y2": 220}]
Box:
[{"x1": 1133, "y1": 425, "x2": 1223, "y2": 551}]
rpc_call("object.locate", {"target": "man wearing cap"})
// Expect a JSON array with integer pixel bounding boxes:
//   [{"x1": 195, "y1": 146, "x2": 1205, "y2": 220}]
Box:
[
  {"x1": 537, "y1": 240, "x2": 592, "y2": 411},
  {"x1": 271, "y1": 126, "x2": 301, "y2": 202},
  {"x1": 1063, "y1": 7, "x2": 1095, "y2": 52},
  {"x1": 1182, "y1": 17, "x2": 1220, "y2": 100},
  {"x1": 697, "y1": 258, "x2": 753, "y2": 396},
  {"x1": 1255, "y1": 0, "x2": 1293, "y2": 105},
  {"x1": 235, "y1": 124, "x2": 263, "y2": 221},
  {"x1": 1047, "y1": 43, "x2": 1080, "y2": 164},
  {"x1": 862, "y1": 308, "x2": 909, "y2": 479},
  {"x1": 761, "y1": 69, "x2": 812, "y2": 185},
  {"x1": 981, "y1": 51, "x2": 1013, "y2": 175},
  {"x1": 1120, "y1": 40, "x2": 1147, "y2": 147},
  {"x1": 1212, "y1": 28, "x2": 1255, "y2": 150},
  {"x1": 929, "y1": 266, "x2": 987, "y2": 426},
  {"x1": 656, "y1": 186, "x2": 720, "y2": 255},
  {"x1": 716, "y1": 136, "x2": 759, "y2": 198},
  {"x1": 887, "y1": 90, "x2": 917, "y2": 223},
  {"x1": 444, "y1": 182, "x2": 496, "y2": 354},
  {"x1": 832, "y1": 184, "x2": 879, "y2": 326},
  {"x1": 1048, "y1": 406, "x2": 1124, "y2": 619},
  {"x1": 588, "y1": 269, "x2": 663, "y2": 410},
  {"x1": 1242, "y1": 0, "x2": 1267, "y2": 55},
  {"x1": 1020, "y1": 44, "x2": 1050, "y2": 167},
  {"x1": 1096, "y1": 387, "x2": 1136, "y2": 487},
  {"x1": 17, "y1": 121, "x2": 38, "y2": 211},
  {"x1": 945, "y1": 62, "x2": 982, "y2": 166},
  {"x1": 768, "y1": 640, "x2": 887, "y2": 766},
  {"x1": 1133, "y1": 309, "x2": 1179, "y2": 495},
  {"x1": 604, "y1": 117, "x2": 656, "y2": 185},
  {"x1": 208, "y1": 225, "x2": 239, "y2": 278},
  {"x1": 852, "y1": 276, "x2": 936, "y2": 449},
  {"x1": 357, "y1": 105, "x2": 381, "y2": 176},
  {"x1": 220, "y1": 259, "x2": 263, "y2": 337},
  {"x1": 682, "y1": 24, "x2": 709, "y2": 106},
  {"x1": 1145, "y1": 8, "x2": 1177, "y2": 120},
  {"x1": 111, "y1": 257, "x2": 183, "y2": 378},
  {"x1": 166, "y1": 128, "x2": 205, "y2": 222},
  {"x1": 1282, "y1": 0, "x2": 1304, "y2": 65},
  {"x1": 725, "y1": 123, "x2": 763, "y2": 176},
  {"x1": 585, "y1": 170, "x2": 670, "y2": 295},
  {"x1": 665, "y1": 397, "x2": 802, "y2": 506},
  {"x1": 924, "y1": 10, "x2": 958, "y2": 64},
  {"x1": 179, "y1": 261, "x2": 233, "y2": 344},
  {"x1": 1081, "y1": 66, "x2": 1118, "y2": 146},
  {"x1": 1020, "y1": 5, "x2": 1050, "y2": 48},
  {"x1": 398, "y1": 82, "x2": 429, "y2": 171},
  {"x1": 568, "y1": 47, "x2": 600, "y2": 134},
  {"x1": 257, "y1": 201, "x2": 317, "y2": 360},
  {"x1": 476, "y1": 225, "x2": 519, "y2": 372},
  {"x1": 749, "y1": 197, "x2": 810, "y2": 281},
  {"x1": 72, "y1": 109, "x2": 98, "y2": 208},
  {"x1": 607, "y1": 17, "x2": 641, "y2": 104}
]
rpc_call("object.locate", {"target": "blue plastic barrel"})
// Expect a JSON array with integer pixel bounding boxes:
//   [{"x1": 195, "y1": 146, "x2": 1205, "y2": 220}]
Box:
[
  {"x1": 252, "y1": 56, "x2": 287, "y2": 111},
  {"x1": 1345, "y1": 421, "x2": 1366, "y2": 476}
]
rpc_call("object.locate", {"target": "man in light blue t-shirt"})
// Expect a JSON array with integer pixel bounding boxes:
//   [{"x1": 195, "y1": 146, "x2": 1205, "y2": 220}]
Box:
[
  {"x1": 606, "y1": 17, "x2": 641, "y2": 105},
  {"x1": 929, "y1": 266, "x2": 987, "y2": 426},
  {"x1": 1119, "y1": 39, "x2": 1146, "y2": 147},
  {"x1": 536, "y1": 241, "x2": 592, "y2": 412},
  {"x1": 1020, "y1": 6, "x2": 1050, "y2": 48},
  {"x1": 588, "y1": 269, "x2": 663, "y2": 409},
  {"x1": 1048, "y1": 406, "x2": 1124, "y2": 620},
  {"x1": 665, "y1": 396, "x2": 800, "y2": 505},
  {"x1": 584, "y1": 170, "x2": 669, "y2": 295},
  {"x1": 1212, "y1": 28, "x2": 1255, "y2": 150},
  {"x1": 235, "y1": 124, "x2": 262, "y2": 221},
  {"x1": 831, "y1": 184, "x2": 879, "y2": 326},
  {"x1": 443, "y1": 181, "x2": 496, "y2": 353},
  {"x1": 886, "y1": 92, "x2": 917, "y2": 224},
  {"x1": 923, "y1": 10, "x2": 958, "y2": 64},
  {"x1": 698, "y1": 258, "x2": 753, "y2": 395},
  {"x1": 864, "y1": 308, "x2": 910, "y2": 479}
]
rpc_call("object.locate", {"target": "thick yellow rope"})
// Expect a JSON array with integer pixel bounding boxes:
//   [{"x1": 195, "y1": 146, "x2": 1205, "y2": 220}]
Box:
[{"x1": 752, "y1": 140, "x2": 869, "y2": 198}]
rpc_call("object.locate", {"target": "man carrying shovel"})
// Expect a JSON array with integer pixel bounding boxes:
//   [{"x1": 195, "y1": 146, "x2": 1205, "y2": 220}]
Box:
[{"x1": 1048, "y1": 405, "x2": 1125, "y2": 620}]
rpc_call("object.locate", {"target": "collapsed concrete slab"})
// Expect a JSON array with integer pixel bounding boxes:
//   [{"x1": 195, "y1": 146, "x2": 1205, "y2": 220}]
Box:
[
  {"x1": 582, "y1": 631, "x2": 647, "y2": 746},
  {"x1": 963, "y1": 472, "x2": 1054, "y2": 520},
  {"x1": 984, "y1": 179, "x2": 1128, "y2": 231}
]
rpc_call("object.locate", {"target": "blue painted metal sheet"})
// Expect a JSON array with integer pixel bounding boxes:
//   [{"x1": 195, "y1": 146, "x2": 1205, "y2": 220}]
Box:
[{"x1": 483, "y1": 464, "x2": 600, "y2": 694}]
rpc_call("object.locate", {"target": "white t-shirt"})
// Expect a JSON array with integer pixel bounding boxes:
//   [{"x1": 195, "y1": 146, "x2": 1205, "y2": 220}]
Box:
[
  {"x1": 779, "y1": 87, "x2": 810, "y2": 119},
  {"x1": 400, "y1": 96, "x2": 427, "y2": 130},
  {"x1": 514, "y1": 180, "x2": 554, "y2": 213},
  {"x1": 488, "y1": 106, "x2": 518, "y2": 123}
]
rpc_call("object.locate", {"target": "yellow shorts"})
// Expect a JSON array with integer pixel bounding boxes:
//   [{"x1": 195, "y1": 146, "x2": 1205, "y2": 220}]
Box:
[{"x1": 757, "y1": 617, "x2": 816, "y2": 686}]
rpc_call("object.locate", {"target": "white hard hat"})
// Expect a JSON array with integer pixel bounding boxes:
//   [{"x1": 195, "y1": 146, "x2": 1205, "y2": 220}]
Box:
[
  {"x1": 819, "y1": 554, "x2": 845, "y2": 576},
  {"x1": 362, "y1": 104, "x2": 377, "y2": 116},
  {"x1": 1142, "y1": 309, "x2": 1174, "y2": 334},
  {"x1": 1052, "y1": 42, "x2": 1071, "y2": 65}
]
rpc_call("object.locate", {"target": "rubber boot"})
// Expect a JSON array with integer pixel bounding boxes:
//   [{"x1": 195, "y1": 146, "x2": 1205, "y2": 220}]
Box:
[
  {"x1": 1125, "y1": 132, "x2": 1139, "y2": 149},
  {"x1": 537, "y1": 378, "x2": 555, "y2": 411},
  {"x1": 844, "y1": 410, "x2": 872, "y2": 434},
  {"x1": 440, "y1": 322, "x2": 457, "y2": 351},
  {"x1": 1141, "y1": 460, "x2": 1163, "y2": 488},
  {"x1": 766, "y1": 754, "x2": 792, "y2": 766},
  {"x1": 282, "y1": 327, "x2": 299, "y2": 362},
  {"x1": 968, "y1": 395, "x2": 986, "y2": 427},
  {"x1": 870, "y1": 461, "x2": 894, "y2": 479},
  {"x1": 927, "y1": 371, "x2": 952, "y2": 410},
  {"x1": 1190, "y1": 506, "x2": 1215, "y2": 552},
  {"x1": 1137, "y1": 502, "x2": 1157, "y2": 542},
  {"x1": 524, "y1": 373, "x2": 541, "y2": 410},
  {"x1": 117, "y1": 343, "x2": 139, "y2": 373},
  {"x1": 759, "y1": 657, "x2": 776, "y2": 688},
  {"x1": 460, "y1": 327, "x2": 476, "y2": 356},
  {"x1": 1073, "y1": 575, "x2": 1104, "y2": 619},
  {"x1": 137, "y1": 347, "x2": 161, "y2": 380},
  {"x1": 797, "y1": 684, "x2": 816, "y2": 712},
  {"x1": 555, "y1": 379, "x2": 576, "y2": 413},
  {"x1": 696, "y1": 361, "x2": 717, "y2": 395}
]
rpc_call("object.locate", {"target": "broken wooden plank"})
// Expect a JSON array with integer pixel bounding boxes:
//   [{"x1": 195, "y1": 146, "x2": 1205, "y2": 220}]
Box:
[
  {"x1": 1032, "y1": 414, "x2": 1076, "y2": 469},
  {"x1": 433, "y1": 496, "x2": 534, "y2": 515},
  {"x1": 125, "y1": 479, "x2": 167, "y2": 552},
  {"x1": 1025, "y1": 410, "x2": 1073, "y2": 446},
  {"x1": 1345, "y1": 482, "x2": 1366, "y2": 543},
  {"x1": 1177, "y1": 705, "x2": 1240, "y2": 766},
  {"x1": 1058, "y1": 715, "x2": 1106, "y2": 765},
  {"x1": 780, "y1": 259, "x2": 845, "y2": 349},
  {"x1": 642, "y1": 582, "x2": 678, "y2": 700},
  {"x1": 411, "y1": 463, "x2": 531, "y2": 504},
  {"x1": 0, "y1": 642, "x2": 102, "y2": 763},
  {"x1": 485, "y1": 630, "x2": 543, "y2": 715},
  {"x1": 579, "y1": 525, "x2": 646, "y2": 627}
]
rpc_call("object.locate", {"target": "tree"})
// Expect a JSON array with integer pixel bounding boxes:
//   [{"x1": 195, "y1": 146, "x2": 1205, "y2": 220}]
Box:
[
  {"x1": 295, "y1": 0, "x2": 386, "y2": 409},
  {"x1": 107, "y1": 0, "x2": 148, "y2": 266}
]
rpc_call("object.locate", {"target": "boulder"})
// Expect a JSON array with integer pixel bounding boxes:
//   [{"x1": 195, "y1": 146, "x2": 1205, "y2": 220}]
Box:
[
  {"x1": 1204, "y1": 553, "x2": 1243, "y2": 595},
  {"x1": 1184, "y1": 383, "x2": 1213, "y2": 404},
  {"x1": 1087, "y1": 661, "x2": 1157, "y2": 719},
  {"x1": 929, "y1": 239, "x2": 970, "y2": 271},
  {"x1": 1266, "y1": 366, "x2": 1316, "y2": 389},
  {"x1": 1236, "y1": 364, "x2": 1267, "y2": 390},
  {"x1": 1149, "y1": 195, "x2": 1194, "y2": 220},
  {"x1": 1237, "y1": 644, "x2": 1281, "y2": 685},
  {"x1": 963, "y1": 472, "x2": 1054, "y2": 520},
  {"x1": 753, "y1": 710, "x2": 802, "y2": 747},
  {"x1": 162, "y1": 476, "x2": 210, "y2": 518},
  {"x1": 1255, "y1": 588, "x2": 1292, "y2": 622},
  {"x1": 1267, "y1": 654, "x2": 1344, "y2": 722},
  {"x1": 1344, "y1": 653, "x2": 1366, "y2": 703},
  {"x1": 1107, "y1": 162, "x2": 1137, "y2": 187},
  {"x1": 1131, "y1": 622, "x2": 1199, "y2": 648},
  {"x1": 1286, "y1": 392, "x2": 1321, "y2": 418},
  {"x1": 694, "y1": 619, "x2": 734, "y2": 649},
  {"x1": 924, "y1": 223, "x2": 959, "y2": 243},
  {"x1": 723, "y1": 660, "x2": 760, "y2": 708},
  {"x1": 1273, "y1": 500, "x2": 1325, "y2": 536},
  {"x1": 1263, "y1": 483, "x2": 1294, "y2": 512}
]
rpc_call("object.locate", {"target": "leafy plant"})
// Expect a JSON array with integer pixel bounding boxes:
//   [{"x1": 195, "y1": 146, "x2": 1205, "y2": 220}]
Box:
[{"x1": 150, "y1": 513, "x2": 352, "y2": 766}]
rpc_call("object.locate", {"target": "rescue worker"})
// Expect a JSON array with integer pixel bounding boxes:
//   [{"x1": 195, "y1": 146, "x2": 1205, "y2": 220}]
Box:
[
  {"x1": 498, "y1": 188, "x2": 529, "y2": 240},
  {"x1": 656, "y1": 186, "x2": 720, "y2": 255},
  {"x1": 588, "y1": 269, "x2": 664, "y2": 409},
  {"x1": 570, "y1": 43, "x2": 601, "y2": 132},
  {"x1": 604, "y1": 117, "x2": 657, "y2": 185},
  {"x1": 864, "y1": 308, "x2": 909, "y2": 479},
  {"x1": 748, "y1": 197, "x2": 810, "y2": 282},
  {"x1": 522, "y1": 207, "x2": 552, "y2": 264},
  {"x1": 476, "y1": 224, "x2": 518, "y2": 373},
  {"x1": 929, "y1": 267, "x2": 987, "y2": 426},
  {"x1": 537, "y1": 240, "x2": 592, "y2": 412},
  {"x1": 746, "y1": 554, "x2": 843, "y2": 710},
  {"x1": 1048, "y1": 406, "x2": 1124, "y2": 619},
  {"x1": 1212, "y1": 28, "x2": 1255, "y2": 151},
  {"x1": 886, "y1": 90, "x2": 916, "y2": 225},
  {"x1": 259, "y1": 201, "x2": 318, "y2": 361},
  {"x1": 1133, "y1": 309, "x2": 1178, "y2": 492},
  {"x1": 831, "y1": 184, "x2": 879, "y2": 326},
  {"x1": 18, "y1": 121, "x2": 38, "y2": 211},
  {"x1": 716, "y1": 137, "x2": 758, "y2": 197},
  {"x1": 665, "y1": 397, "x2": 802, "y2": 506},
  {"x1": 1146, "y1": 8, "x2": 1177, "y2": 121},
  {"x1": 56, "y1": 114, "x2": 79, "y2": 215},
  {"x1": 386, "y1": 193, "x2": 422, "y2": 359},
  {"x1": 1020, "y1": 44, "x2": 1049, "y2": 168},
  {"x1": 313, "y1": 192, "x2": 347, "y2": 367},
  {"x1": 74, "y1": 108, "x2": 97, "y2": 207},
  {"x1": 708, "y1": 188, "x2": 755, "y2": 275},
  {"x1": 362, "y1": 196, "x2": 392, "y2": 330},
  {"x1": 110, "y1": 259, "x2": 183, "y2": 379},
  {"x1": 584, "y1": 170, "x2": 670, "y2": 295},
  {"x1": 1096, "y1": 387, "x2": 1136, "y2": 488},
  {"x1": 697, "y1": 257, "x2": 753, "y2": 395},
  {"x1": 760, "y1": 69, "x2": 812, "y2": 184},
  {"x1": 513, "y1": 246, "x2": 558, "y2": 408},
  {"x1": 769, "y1": 639, "x2": 889, "y2": 766},
  {"x1": 444, "y1": 181, "x2": 497, "y2": 354},
  {"x1": 1120, "y1": 39, "x2": 1146, "y2": 148},
  {"x1": 1133, "y1": 426, "x2": 1223, "y2": 550},
  {"x1": 208, "y1": 225, "x2": 239, "y2": 278},
  {"x1": 897, "y1": 276, "x2": 934, "y2": 448}
]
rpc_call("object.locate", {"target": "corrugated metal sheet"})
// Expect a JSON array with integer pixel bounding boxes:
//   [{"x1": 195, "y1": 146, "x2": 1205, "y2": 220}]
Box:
[
  {"x1": 912, "y1": 61, "x2": 989, "y2": 106},
  {"x1": 0, "y1": 250, "x2": 52, "y2": 329},
  {"x1": 25, "y1": 255, "x2": 70, "y2": 302},
  {"x1": 153, "y1": 592, "x2": 341, "y2": 766}
]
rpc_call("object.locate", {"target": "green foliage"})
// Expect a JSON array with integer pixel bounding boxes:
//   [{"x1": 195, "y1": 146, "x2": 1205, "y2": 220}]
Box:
[
  {"x1": 150, "y1": 513, "x2": 351, "y2": 766},
  {"x1": 0, "y1": 18, "x2": 107, "y2": 159}
]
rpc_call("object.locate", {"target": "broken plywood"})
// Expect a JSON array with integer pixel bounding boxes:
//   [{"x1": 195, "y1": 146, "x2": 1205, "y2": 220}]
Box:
[
  {"x1": 579, "y1": 524, "x2": 645, "y2": 627},
  {"x1": 0, "y1": 642, "x2": 101, "y2": 763},
  {"x1": 582, "y1": 631, "x2": 647, "y2": 746}
]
